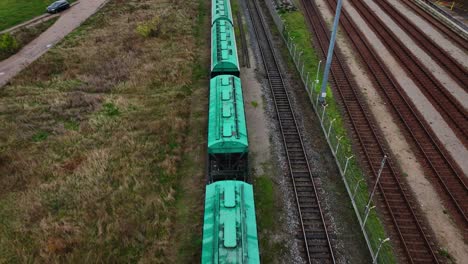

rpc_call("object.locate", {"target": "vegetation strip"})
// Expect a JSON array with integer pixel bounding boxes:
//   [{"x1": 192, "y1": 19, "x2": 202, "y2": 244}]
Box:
[
  {"x1": 268, "y1": 1, "x2": 396, "y2": 263},
  {"x1": 0, "y1": 0, "x2": 207, "y2": 262},
  {"x1": 246, "y1": 0, "x2": 335, "y2": 262}
]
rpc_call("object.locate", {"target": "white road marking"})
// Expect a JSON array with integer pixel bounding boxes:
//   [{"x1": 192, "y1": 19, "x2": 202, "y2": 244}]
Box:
[{"x1": 0, "y1": 72, "x2": 5, "y2": 76}]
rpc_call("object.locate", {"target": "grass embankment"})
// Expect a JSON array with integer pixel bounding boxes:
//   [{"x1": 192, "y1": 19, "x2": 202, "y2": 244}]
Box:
[
  {"x1": 0, "y1": 0, "x2": 76, "y2": 31},
  {"x1": 0, "y1": 0, "x2": 208, "y2": 262},
  {"x1": 253, "y1": 163, "x2": 289, "y2": 263},
  {"x1": 281, "y1": 10, "x2": 396, "y2": 264},
  {"x1": 0, "y1": 18, "x2": 58, "y2": 61}
]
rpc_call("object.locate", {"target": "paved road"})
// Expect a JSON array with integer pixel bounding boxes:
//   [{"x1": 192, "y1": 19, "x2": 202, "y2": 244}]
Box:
[{"x1": 0, "y1": 0, "x2": 108, "y2": 87}]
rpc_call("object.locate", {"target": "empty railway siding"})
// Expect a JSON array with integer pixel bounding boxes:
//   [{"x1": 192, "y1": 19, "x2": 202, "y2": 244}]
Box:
[
  {"x1": 323, "y1": 0, "x2": 468, "y2": 234},
  {"x1": 239, "y1": 0, "x2": 467, "y2": 262},
  {"x1": 324, "y1": 0, "x2": 468, "y2": 234},
  {"x1": 302, "y1": 0, "x2": 458, "y2": 262},
  {"x1": 299, "y1": 0, "x2": 467, "y2": 262},
  {"x1": 246, "y1": 0, "x2": 336, "y2": 262}
]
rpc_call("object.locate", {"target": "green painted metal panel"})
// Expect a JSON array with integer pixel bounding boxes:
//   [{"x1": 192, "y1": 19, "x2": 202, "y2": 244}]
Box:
[
  {"x1": 225, "y1": 184, "x2": 236, "y2": 208},
  {"x1": 212, "y1": 0, "x2": 233, "y2": 25},
  {"x1": 211, "y1": 20, "x2": 240, "y2": 75},
  {"x1": 208, "y1": 75, "x2": 248, "y2": 154},
  {"x1": 202, "y1": 181, "x2": 260, "y2": 264},
  {"x1": 224, "y1": 218, "x2": 237, "y2": 248}
]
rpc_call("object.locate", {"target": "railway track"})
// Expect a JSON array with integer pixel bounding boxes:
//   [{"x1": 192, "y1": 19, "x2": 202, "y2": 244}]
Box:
[
  {"x1": 377, "y1": 0, "x2": 468, "y2": 92},
  {"x1": 237, "y1": 11, "x2": 250, "y2": 68},
  {"x1": 347, "y1": 0, "x2": 468, "y2": 148},
  {"x1": 245, "y1": 0, "x2": 335, "y2": 262},
  {"x1": 301, "y1": 0, "x2": 442, "y2": 262},
  {"x1": 325, "y1": 0, "x2": 468, "y2": 239},
  {"x1": 401, "y1": 0, "x2": 468, "y2": 50}
]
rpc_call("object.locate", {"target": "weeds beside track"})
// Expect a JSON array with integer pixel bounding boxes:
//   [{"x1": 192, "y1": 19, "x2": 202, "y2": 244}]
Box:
[{"x1": 246, "y1": 0, "x2": 335, "y2": 262}]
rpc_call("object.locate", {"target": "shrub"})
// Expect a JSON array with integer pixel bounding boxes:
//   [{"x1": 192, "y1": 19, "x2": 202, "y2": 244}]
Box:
[
  {"x1": 0, "y1": 33, "x2": 19, "y2": 55},
  {"x1": 136, "y1": 19, "x2": 160, "y2": 38},
  {"x1": 136, "y1": 7, "x2": 190, "y2": 39}
]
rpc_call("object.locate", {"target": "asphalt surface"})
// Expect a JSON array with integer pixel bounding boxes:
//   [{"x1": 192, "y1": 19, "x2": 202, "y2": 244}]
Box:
[{"x1": 0, "y1": 0, "x2": 108, "y2": 88}]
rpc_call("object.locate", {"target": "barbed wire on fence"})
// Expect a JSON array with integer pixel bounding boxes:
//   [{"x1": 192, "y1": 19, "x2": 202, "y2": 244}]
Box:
[{"x1": 263, "y1": 1, "x2": 392, "y2": 262}]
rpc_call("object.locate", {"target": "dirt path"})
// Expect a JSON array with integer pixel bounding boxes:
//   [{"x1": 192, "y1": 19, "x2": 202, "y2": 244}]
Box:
[{"x1": 0, "y1": 0, "x2": 108, "y2": 87}]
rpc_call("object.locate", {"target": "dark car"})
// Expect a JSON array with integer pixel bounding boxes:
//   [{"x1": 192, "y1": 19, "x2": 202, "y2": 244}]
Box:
[{"x1": 46, "y1": 0, "x2": 70, "y2": 14}]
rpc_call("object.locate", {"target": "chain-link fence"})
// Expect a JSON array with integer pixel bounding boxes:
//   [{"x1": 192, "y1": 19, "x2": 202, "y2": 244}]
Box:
[{"x1": 264, "y1": 0, "x2": 393, "y2": 263}]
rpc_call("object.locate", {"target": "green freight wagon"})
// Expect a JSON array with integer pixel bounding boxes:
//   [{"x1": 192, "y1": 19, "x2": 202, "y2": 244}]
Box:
[
  {"x1": 211, "y1": 19, "x2": 240, "y2": 77},
  {"x1": 202, "y1": 181, "x2": 260, "y2": 264},
  {"x1": 208, "y1": 75, "x2": 248, "y2": 182},
  {"x1": 212, "y1": 0, "x2": 233, "y2": 25}
]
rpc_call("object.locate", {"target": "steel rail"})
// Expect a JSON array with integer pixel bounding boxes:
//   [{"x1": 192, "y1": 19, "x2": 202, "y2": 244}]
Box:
[
  {"x1": 245, "y1": 0, "x2": 335, "y2": 262},
  {"x1": 237, "y1": 11, "x2": 250, "y2": 68},
  {"x1": 378, "y1": 0, "x2": 468, "y2": 92},
  {"x1": 328, "y1": 0, "x2": 468, "y2": 239},
  {"x1": 347, "y1": 0, "x2": 468, "y2": 147},
  {"x1": 301, "y1": 0, "x2": 441, "y2": 262},
  {"x1": 401, "y1": 0, "x2": 468, "y2": 50}
]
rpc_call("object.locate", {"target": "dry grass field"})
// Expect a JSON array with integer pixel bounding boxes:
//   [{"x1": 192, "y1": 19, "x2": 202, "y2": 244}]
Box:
[{"x1": 0, "y1": 0, "x2": 209, "y2": 262}]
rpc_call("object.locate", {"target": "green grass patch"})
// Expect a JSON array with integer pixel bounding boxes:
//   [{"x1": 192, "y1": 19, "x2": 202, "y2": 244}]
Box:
[
  {"x1": 0, "y1": 0, "x2": 75, "y2": 31},
  {"x1": 63, "y1": 120, "x2": 79, "y2": 131},
  {"x1": 0, "y1": 17, "x2": 59, "y2": 61},
  {"x1": 101, "y1": 102, "x2": 120, "y2": 117},
  {"x1": 173, "y1": 0, "x2": 209, "y2": 262},
  {"x1": 281, "y1": 9, "x2": 396, "y2": 264},
  {"x1": 438, "y1": 248, "x2": 456, "y2": 263},
  {"x1": 252, "y1": 163, "x2": 288, "y2": 263},
  {"x1": 0, "y1": 0, "x2": 207, "y2": 262},
  {"x1": 32, "y1": 131, "x2": 49, "y2": 142},
  {"x1": 254, "y1": 176, "x2": 275, "y2": 229}
]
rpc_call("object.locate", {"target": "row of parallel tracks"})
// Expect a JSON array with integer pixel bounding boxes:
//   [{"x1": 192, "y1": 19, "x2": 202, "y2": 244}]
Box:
[
  {"x1": 302, "y1": 0, "x2": 468, "y2": 262},
  {"x1": 330, "y1": 0, "x2": 468, "y2": 228},
  {"x1": 303, "y1": 0, "x2": 468, "y2": 262},
  {"x1": 245, "y1": 0, "x2": 335, "y2": 263},
  {"x1": 344, "y1": 0, "x2": 468, "y2": 146},
  {"x1": 400, "y1": 0, "x2": 468, "y2": 50},
  {"x1": 328, "y1": 0, "x2": 468, "y2": 237}
]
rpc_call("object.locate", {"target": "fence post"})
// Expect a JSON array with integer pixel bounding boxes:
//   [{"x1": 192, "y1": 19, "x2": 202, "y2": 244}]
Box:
[
  {"x1": 334, "y1": 136, "x2": 343, "y2": 155},
  {"x1": 362, "y1": 205, "x2": 376, "y2": 228},
  {"x1": 362, "y1": 155, "x2": 387, "y2": 227},
  {"x1": 373, "y1": 238, "x2": 390, "y2": 264},
  {"x1": 301, "y1": 60, "x2": 305, "y2": 80},
  {"x1": 316, "y1": 60, "x2": 322, "y2": 81},
  {"x1": 320, "y1": 103, "x2": 327, "y2": 122},
  {"x1": 292, "y1": 43, "x2": 297, "y2": 60},
  {"x1": 297, "y1": 51, "x2": 303, "y2": 65},
  {"x1": 352, "y1": 178, "x2": 365, "y2": 200},
  {"x1": 265, "y1": 4, "x2": 380, "y2": 262},
  {"x1": 310, "y1": 78, "x2": 315, "y2": 97},
  {"x1": 327, "y1": 118, "x2": 336, "y2": 138},
  {"x1": 343, "y1": 155, "x2": 353, "y2": 176}
]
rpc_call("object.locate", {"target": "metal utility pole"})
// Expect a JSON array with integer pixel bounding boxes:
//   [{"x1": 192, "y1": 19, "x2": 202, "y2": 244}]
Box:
[{"x1": 319, "y1": 0, "x2": 343, "y2": 103}]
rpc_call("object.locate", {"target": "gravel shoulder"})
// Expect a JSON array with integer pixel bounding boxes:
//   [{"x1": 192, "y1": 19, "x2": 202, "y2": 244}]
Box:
[{"x1": 0, "y1": 0, "x2": 109, "y2": 87}]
